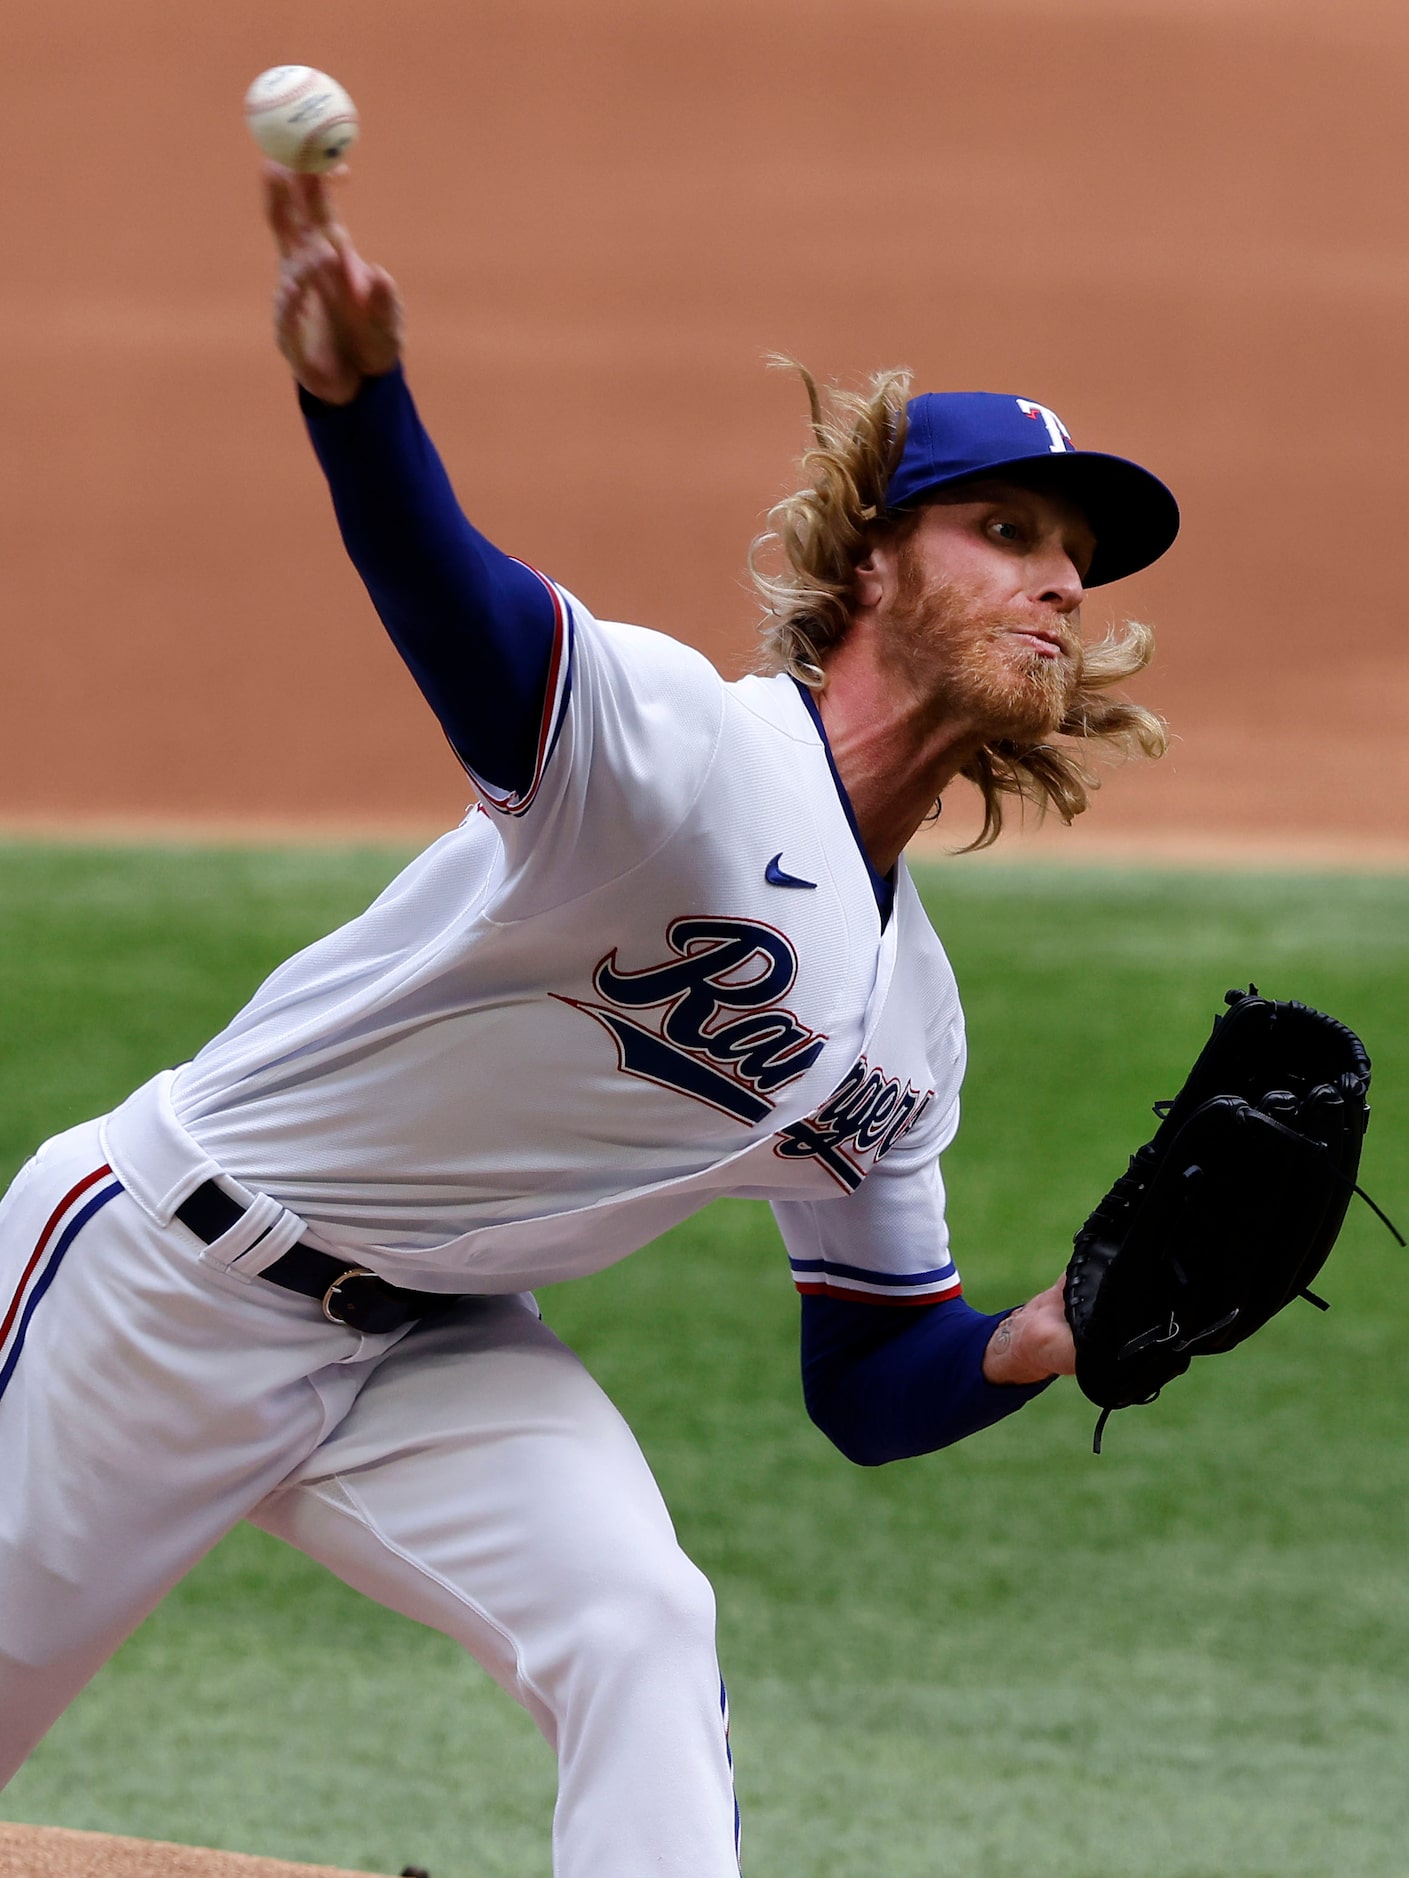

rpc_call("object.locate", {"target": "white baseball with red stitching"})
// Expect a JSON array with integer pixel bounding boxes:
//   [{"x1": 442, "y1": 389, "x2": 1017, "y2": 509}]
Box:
[{"x1": 244, "y1": 65, "x2": 359, "y2": 173}]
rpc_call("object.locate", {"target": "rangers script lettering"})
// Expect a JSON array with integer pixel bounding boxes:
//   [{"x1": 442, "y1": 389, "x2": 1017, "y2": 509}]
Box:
[
  {"x1": 557, "y1": 917, "x2": 827, "y2": 1125},
  {"x1": 776, "y1": 1057, "x2": 935, "y2": 1191}
]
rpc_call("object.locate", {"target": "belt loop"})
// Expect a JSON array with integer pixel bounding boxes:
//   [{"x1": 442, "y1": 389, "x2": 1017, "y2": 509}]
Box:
[{"x1": 198, "y1": 1189, "x2": 309, "y2": 1277}]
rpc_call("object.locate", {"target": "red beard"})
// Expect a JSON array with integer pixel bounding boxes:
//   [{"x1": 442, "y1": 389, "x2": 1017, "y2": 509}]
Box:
[{"x1": 884, "y1": 550, "x2": 1082, "y2": 744}]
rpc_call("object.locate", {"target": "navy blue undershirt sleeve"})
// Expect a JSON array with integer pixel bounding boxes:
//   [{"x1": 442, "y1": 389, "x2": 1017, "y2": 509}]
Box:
[
  {"x1": 800, "y1": 1292, "x2": 1054, "y2": 1466},
  {"x1": 299, "y1": 366, "x2": 557, "y2": 797}
]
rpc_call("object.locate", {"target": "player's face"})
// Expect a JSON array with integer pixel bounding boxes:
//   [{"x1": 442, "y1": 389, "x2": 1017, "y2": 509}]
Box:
[{"x1": 875, "y1": 480, "x2": 1095, "y2": 741}]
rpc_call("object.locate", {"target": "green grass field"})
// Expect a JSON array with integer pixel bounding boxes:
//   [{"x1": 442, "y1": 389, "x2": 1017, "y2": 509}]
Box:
[{"x1": 2, "y1": 844, "x2": 1407, "y2": 1878}]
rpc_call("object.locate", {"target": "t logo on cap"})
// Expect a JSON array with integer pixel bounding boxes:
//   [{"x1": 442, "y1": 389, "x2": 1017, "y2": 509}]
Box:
[{"x1": 1016, "y1": 399, "x2": 1073, "y2": 453}]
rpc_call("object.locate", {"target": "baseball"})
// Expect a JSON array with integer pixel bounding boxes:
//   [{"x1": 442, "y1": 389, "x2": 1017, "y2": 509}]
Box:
[{"x1": 244, "y1": 66, "x2": 359, "y2": 173}]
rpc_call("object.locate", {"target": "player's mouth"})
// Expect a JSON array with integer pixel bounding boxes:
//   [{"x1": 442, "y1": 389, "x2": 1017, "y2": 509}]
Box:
[{"x1": 1003, "y1": 627, "x2": 1068, "y2": 660}]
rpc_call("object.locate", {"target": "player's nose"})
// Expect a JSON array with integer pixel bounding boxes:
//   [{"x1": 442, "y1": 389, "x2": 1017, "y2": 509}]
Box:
[{"x1": 1034, "y1": 550, "x2": 1085, "y2": 615}]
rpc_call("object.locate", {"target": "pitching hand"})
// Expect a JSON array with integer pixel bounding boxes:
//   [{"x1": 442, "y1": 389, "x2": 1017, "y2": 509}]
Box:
[
  {"x1": 981, "y1": 1276, "x2": 1076, "y2": 1386},
  {"x1": 263, "y1": 163, "x2": 403, "y2": 405}
]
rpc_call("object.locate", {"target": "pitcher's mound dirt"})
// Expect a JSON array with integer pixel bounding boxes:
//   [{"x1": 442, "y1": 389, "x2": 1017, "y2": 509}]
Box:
[{"x1": 0, "y1": 1822, "x2": 410, "y2": 1878}]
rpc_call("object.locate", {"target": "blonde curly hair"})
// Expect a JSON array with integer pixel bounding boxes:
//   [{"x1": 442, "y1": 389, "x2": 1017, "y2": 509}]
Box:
[{"x1": 750, "y1": 359, "x2": 1169, "y2": 851}]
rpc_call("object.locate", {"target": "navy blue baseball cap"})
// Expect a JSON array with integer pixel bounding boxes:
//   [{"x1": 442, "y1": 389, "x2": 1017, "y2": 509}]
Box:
[{"x1": 885, "y1": 392, "x2": 1179, "y2": 587}]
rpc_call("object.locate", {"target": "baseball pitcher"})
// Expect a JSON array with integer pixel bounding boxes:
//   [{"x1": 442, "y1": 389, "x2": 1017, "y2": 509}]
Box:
[{"x1": 0, "y1": 167, "x2": 1180, "y2": 1875}]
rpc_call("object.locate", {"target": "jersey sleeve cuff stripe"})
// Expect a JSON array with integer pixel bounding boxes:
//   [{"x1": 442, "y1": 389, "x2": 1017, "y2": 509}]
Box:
[
  {"x1": 788, "y1": 1253, "x2": 958, "y2": 1287},
  {"x1": 794, "y1": 1274, "x2": 964, "y2": 1304},
  {"x1": 789, "y1": 1253, "x2": 962, "y2": 1303},
  {"x1": 466, "y1": 570, "x2": 573, "y2": 816}
]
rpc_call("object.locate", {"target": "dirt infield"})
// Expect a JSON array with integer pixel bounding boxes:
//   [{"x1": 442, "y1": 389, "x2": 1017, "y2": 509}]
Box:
[
  {"x1": 0, "y1": 1823, "x2": 387, "y2": 1878},
  {"x1": 4, "y1": 0, "x2": 1407, "y2": 854}
]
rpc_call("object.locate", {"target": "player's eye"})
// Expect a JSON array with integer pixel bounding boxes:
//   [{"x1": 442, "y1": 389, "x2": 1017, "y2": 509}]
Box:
[{"x1": 987, "y1": 516, "x2": 1024, "y2": 545}]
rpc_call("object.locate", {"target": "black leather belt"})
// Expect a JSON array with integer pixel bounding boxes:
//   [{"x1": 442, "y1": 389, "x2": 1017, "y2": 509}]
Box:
[{"x1": 175, "y1": 1180, "x2": 456, "y2": 1334}]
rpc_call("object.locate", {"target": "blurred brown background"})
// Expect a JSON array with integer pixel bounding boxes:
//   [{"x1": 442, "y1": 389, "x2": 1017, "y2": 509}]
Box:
[{"x1": 3, "y1": 0, "x2": 1407, "y2": 860}]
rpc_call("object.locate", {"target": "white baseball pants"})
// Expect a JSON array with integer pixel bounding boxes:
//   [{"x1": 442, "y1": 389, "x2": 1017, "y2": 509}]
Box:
[{"x1": 0, "y1": 1108, "x2": 741, "y2": 1876}]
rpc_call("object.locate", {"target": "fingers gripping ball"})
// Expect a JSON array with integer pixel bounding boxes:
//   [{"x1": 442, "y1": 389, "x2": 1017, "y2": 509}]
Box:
[{"x1": 245, "y1": 66, "x2": 359, "y2": 173}]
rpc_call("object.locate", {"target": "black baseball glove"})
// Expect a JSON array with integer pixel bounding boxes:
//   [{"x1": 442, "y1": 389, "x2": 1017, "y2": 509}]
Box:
[{"x1": 1065, "y1": 986, "x2": 1398, "y2": 1451}]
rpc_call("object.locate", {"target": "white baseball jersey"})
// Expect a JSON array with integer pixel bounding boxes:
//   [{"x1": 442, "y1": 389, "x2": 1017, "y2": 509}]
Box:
[{"x1": 166, "y1": 584, "x2": 968, "y2": 1302}]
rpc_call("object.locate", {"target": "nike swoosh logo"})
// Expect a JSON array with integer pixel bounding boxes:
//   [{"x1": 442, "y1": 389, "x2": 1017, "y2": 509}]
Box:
[{"x1": 765, "y1": 853, "x2": 817, "y2": 890}]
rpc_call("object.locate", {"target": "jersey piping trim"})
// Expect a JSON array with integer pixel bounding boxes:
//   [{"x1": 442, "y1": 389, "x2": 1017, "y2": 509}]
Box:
[
  {"x1": 789, "y1": 678, "x2": 895, "y2": 925},
  {"x1": 462, "y1": 568, "x2": 573, "y2": 816},
  {"x1": 721, "y1": 1676, "x2": 742, "y2": 1867},
  {"x1": 0, "y1": 1165, "x2": 124, "y2": 1401},
  {"x1": 480, "y1": 616, "x2": 729, "y2": 927},
  {"x1": 789, "y1": 1253, "x2": 962, "y2": 1305}
]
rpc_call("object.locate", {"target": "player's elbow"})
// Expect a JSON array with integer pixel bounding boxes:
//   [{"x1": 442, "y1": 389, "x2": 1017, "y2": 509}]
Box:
[{"x1": 804, "y1": 1390, "x2": 901, "y2": 1467}]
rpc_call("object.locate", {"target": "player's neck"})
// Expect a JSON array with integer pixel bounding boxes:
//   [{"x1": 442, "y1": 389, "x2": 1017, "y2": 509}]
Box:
[{"x1": 816, "y1": 635, "x2": 986, "y2": 876}]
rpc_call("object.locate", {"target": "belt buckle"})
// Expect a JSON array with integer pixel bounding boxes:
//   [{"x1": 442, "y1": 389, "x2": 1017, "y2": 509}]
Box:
[{"x1": 321, "y1": 1267, "x2": 379, "y2": 1326}]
